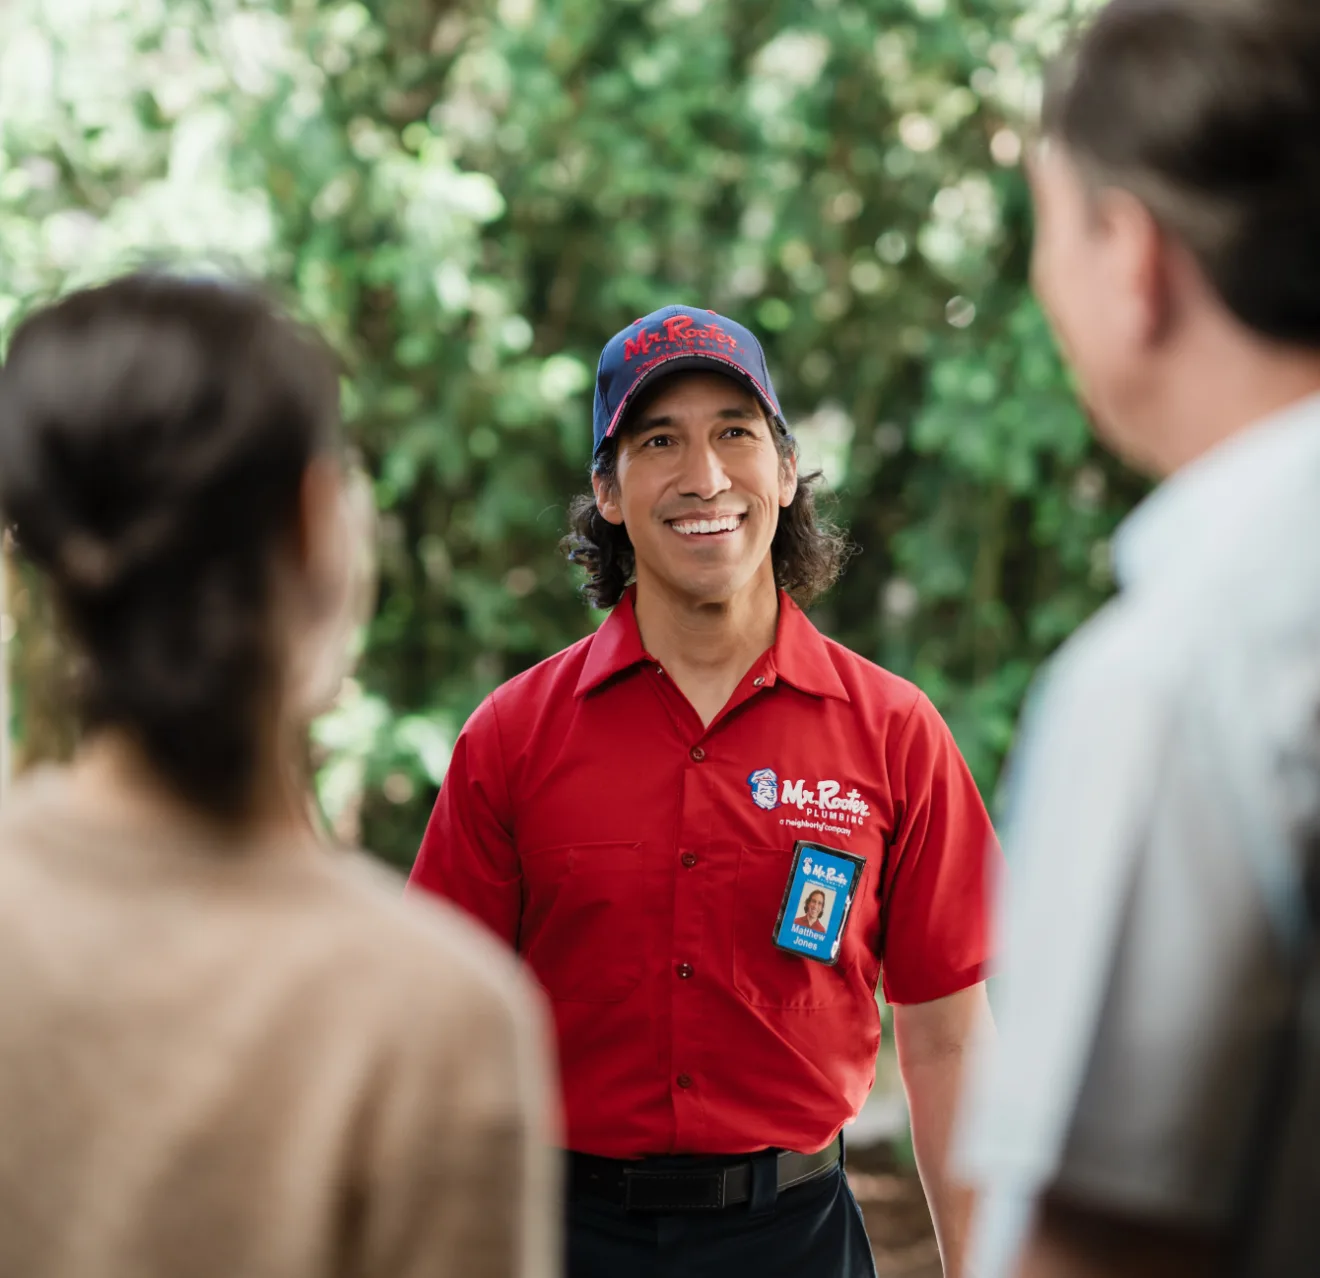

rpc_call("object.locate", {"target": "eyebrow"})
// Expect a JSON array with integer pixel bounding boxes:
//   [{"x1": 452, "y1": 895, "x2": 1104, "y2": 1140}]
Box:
[{"x1": 633, "y1": 405, "x2": 760, "y2": 431}]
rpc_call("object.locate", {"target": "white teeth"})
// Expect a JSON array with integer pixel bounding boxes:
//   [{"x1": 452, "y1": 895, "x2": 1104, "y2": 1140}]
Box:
[{"x1": 672, "y1": 515, "x2": 742, "y2": 536}]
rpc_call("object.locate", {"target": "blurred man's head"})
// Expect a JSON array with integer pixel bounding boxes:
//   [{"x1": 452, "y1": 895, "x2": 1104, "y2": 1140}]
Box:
[{"x1": 1033, "y1": 0, "x2": 1320, "y2": 475}]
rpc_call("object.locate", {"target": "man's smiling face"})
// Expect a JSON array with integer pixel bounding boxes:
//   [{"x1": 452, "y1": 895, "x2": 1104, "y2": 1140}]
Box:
[{"x1": 593, "y1": 371, "x2": 797, "y2": 608}]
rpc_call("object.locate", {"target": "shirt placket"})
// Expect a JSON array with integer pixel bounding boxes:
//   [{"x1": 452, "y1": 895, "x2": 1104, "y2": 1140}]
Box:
[{"x1": 648, "y1": 656, "x2": 776, "y2": 1149}]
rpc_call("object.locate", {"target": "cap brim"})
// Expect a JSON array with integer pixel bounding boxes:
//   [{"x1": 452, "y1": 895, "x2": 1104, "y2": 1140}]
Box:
[{"x1": 598, "y1": 352, "x2": 785, "y2": 455}]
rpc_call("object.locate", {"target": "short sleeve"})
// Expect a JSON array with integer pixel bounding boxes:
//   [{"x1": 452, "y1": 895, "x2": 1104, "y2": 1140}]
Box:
[
  {"x1": 409, "y1": 695, "x2": 522, "y2": 948},
  {"x1": 1039, "y1": 659, "x2": 1295, "y2": 1227},
  {"x1": 879, "y1": 691, "x2": 1002, "y2": 1006},
  {"x1": 955, "y1": 612, "x2": 1296, "y2": 1259}
]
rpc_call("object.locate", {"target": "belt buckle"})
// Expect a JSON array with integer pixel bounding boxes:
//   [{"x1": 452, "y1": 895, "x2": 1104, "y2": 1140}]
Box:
[{"x1": 622, "y1": 1166, "x2": 728, "y2": 1213}]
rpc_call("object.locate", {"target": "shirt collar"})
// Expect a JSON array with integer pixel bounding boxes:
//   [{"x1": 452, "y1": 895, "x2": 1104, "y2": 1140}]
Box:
[
  {"x1": 574, "y1": 588, "x2": 849, "y2": 702},
  {"x1": 768, "y1": 593, "x2": 850, "y2": 701},
  {"x1": 575, "y1": 589, "x2": 649, "y2": 696},
  {"x1": 1112, "y1": 390, "x2": 1320, "y2": 591}
]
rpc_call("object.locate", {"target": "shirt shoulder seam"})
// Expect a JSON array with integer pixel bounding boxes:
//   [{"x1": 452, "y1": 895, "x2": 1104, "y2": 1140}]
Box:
[{"x1": 889, "y1": 684, "x2": 927, "y2": 790}]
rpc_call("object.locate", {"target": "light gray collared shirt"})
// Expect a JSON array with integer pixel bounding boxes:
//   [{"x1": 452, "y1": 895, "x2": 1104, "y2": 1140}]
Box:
[{"x1": 957, "y1": 393, "x2": 1320, "y2": 1274}]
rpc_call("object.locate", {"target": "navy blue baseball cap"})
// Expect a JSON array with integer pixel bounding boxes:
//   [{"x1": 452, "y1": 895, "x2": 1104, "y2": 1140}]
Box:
[{"x1": 591, "y1": 305, "x2": 786, "y2": 460}]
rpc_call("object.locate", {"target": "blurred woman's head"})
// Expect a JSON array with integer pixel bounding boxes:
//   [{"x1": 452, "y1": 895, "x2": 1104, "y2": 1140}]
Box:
[{"x1": 0, "y1": 271, "x2": 357, "y2": 823}]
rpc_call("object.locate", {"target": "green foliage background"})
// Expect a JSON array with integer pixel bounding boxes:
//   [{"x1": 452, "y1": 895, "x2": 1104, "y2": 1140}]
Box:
[{"x1": 0, "y1": 0, "x2": 1138, "y2": 867}]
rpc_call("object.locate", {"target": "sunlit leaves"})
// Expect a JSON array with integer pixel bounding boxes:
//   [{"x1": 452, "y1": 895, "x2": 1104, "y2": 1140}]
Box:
[{"x1": 0, "y1": 0, "x2": 1138, "y2": 861}]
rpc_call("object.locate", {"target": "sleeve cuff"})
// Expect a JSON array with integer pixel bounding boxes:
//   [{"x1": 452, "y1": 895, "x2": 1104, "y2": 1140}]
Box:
[{"x1": 882, "y1": 957, "x2": 989, "y2": 1006}]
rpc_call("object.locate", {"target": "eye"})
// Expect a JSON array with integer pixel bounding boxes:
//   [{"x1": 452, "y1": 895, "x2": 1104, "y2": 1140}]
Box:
[
  {"x1": 721, "y1": 425, "x2": 752, "y2": 439},
  {"x1": 640, "y1": 433, "x2": 674, "y2": 448}
]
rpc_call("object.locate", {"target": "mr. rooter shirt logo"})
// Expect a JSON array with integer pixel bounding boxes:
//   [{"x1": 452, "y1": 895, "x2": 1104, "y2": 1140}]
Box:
[{"x1": 745, "y1": 768, "x2": 872, "y2": 840}]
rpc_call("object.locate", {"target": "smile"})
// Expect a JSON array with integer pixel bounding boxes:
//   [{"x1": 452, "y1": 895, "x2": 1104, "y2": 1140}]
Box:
[{"x1": 668, "y1": 514, "x2": 746, "y2": 536}]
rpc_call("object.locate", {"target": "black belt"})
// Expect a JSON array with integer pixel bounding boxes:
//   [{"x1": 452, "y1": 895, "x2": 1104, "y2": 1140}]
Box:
[{"x1": 568, "y1": 1135, "x2": 842, "y2": 1213}]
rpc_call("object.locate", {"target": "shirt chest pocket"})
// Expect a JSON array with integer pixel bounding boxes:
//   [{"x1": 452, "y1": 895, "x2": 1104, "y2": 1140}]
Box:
[
  {"x1": 518, "y1": 841, "x2": 647, "y2": 1003},
  {"x1": 732, "y1": 843, "x2": 869, "y2": 1010}
]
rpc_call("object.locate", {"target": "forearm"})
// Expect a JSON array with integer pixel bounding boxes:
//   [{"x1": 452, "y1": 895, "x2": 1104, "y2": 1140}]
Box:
[
  {"x1": 905, "y1": 1055, "x2": 975, "y2": 1276},
  {"x1": 893, "y1": 984, "x2": 992, "y2": 1277}
]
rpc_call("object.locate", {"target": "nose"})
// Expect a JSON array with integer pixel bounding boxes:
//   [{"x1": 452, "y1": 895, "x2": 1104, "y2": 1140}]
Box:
[{"x1": 676, "y1": 438, "x2": 732, "y2": 502}]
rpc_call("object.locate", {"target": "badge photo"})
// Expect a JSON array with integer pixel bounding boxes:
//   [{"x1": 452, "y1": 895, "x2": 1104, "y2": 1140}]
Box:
[{"x1": 771, "y1": 840, "x2": 867, "y2": 966}]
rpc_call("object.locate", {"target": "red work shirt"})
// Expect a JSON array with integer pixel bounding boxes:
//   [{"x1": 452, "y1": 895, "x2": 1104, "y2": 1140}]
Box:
[{"x1": 410, "y1": 590, "x2": 998, "y2": 1158}]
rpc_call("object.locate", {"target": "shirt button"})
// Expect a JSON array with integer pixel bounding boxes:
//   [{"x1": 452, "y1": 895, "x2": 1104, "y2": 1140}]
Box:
[
  {"x1": 676, "y1": 1073, "x2": 693, "y2": 1089},
  {"x1": 753, "y1": 676, "x2": 766, "y2": 687},
  {"x1": 689, "y1": 746, "x2": 706, "y2": 762},
  {"x1": 676, "y1": 962, "x2": 694, "y2": 979},
  {"x1": 681, "y1": 852, "x2": 698, "y2": 868}
]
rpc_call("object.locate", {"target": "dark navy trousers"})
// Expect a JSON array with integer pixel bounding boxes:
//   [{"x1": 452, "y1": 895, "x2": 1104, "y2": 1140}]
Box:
[{"x1": 566, "y1": 1155, "x2": 879, "y2": 1278}]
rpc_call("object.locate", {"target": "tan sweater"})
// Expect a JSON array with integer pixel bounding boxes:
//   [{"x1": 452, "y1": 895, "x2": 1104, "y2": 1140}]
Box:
[{"x1": 0, "y1": 769, "x2": 559, "y2": 1278}]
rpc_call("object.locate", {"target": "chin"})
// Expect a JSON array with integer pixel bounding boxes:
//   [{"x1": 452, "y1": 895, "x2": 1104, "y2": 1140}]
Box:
[
  {"x1": 659, "y1": 567, "x2": 750, "y2": 606},
  {"x1": 641, "y1": 542, "x2": 777, "y2": 606},
  {"x1": 678, "y1": 578, "x2": 743, "y2": 606}
]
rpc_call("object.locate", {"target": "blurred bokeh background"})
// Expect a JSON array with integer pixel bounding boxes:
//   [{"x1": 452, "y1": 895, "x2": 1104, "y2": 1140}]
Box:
[
  {"x1": 1, "y1": 0, "x2": 1132, "y2": 866},
  {"x1": 0, "y1": 1, "x2": 1129, "y2": 1265}
]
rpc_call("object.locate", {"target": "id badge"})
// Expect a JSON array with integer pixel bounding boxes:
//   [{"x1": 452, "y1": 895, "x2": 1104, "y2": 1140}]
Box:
[{"x1": 772, "y1": 840, "x2": 867, "y2": 966}]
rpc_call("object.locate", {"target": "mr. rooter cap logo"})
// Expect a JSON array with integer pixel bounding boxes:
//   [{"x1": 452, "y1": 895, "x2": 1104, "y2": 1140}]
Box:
[{"x1": 622, "y1": 313, "x2": 740, "y2": 363}]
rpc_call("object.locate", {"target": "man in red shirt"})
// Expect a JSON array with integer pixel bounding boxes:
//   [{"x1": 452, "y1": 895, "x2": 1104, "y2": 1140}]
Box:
[{"x1": 411, "y1": 305, "x2": 999, "y2": 1278}]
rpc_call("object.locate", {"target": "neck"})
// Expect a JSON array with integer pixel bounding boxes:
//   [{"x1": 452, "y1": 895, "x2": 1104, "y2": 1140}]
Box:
[
  {"x1": 632, "y1": 562, "x2": 780, "y2": 726},
  {"x1": 1138, "y1": 333, "x2": 1320, "y2": 477},
  {"x1": 71, "y1": 725, "x2": 317, "y2": 846}
]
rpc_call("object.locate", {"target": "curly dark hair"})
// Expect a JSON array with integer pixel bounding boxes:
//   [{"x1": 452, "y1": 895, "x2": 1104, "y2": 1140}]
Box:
[{"x1": 561, "y1": 415, "x2": 852, "y2": 611}]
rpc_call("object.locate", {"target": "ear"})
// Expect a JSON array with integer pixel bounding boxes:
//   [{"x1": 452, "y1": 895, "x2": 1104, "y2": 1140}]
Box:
[
  {"x1": 1105, "y1": 188, "x2": 1175, "y2": 349},
  {"x1": 289, "y1": 458, "x2": 378, "y2": 718},
  {"x1": 778, "y1": 448, "x2": 798, "y2": 508},
  {"x1": 296, "y1": 455, "x2": 347, "y2": 595},
  {"x1": 592, "y1": 470, "x2": 625, "y2": 527}
]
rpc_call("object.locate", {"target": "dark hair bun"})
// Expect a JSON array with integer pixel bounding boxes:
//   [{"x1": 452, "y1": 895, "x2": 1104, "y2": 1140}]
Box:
[{"x1": 0, "y1": 271, "x2": 340, "y2": 818}]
